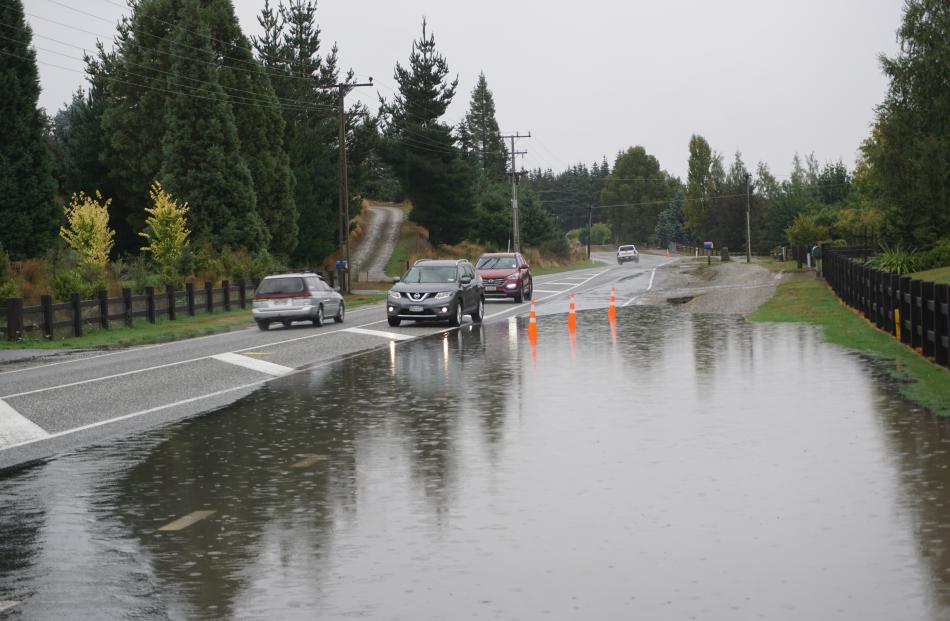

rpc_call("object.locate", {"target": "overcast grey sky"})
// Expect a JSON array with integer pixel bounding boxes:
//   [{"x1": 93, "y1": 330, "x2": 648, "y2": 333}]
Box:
[{"x1": 23, "y1": 0, "x2": 903, "y2": 180}]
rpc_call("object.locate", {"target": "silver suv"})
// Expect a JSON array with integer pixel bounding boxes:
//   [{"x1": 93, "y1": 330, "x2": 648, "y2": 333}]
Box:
[
  {"x1": 387, "y1": 259, "x2": 485, "y2": 327},
  {"x1": 252, "y1": 272, "x2": 344, "y2": 330}
]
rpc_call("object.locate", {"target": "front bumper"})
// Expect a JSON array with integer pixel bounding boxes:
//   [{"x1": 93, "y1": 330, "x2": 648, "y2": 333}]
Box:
[
  {"x1": 482, "y1": 281, "x2": 521, "y2": 298},
  {"x1": 387, "y1": 296, "x2": 457, "y2": 320}
]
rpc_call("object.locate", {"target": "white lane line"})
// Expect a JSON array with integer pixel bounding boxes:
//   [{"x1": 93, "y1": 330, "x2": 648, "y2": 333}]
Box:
[
  {"x1": 211, "y1": 352, "x2": 293, "y2": 377},
  {"x1": 0, "y1": 601, "x2": 20, "y2": 613},
  {"x1": 532, "y1": 289, "x2": 561, "y2": 294},
  {"x1": 0, "y1": 398, "x2": 50, "y2": 448},
  {"x1": 0, "y1": 338, "x2": 407, "y2": 453},
  {"x1": 543, "y1": 281, "x2": 581, "y2": 286},
  {"x1": 623, "y1": 258, "x2": 683, "y2": 306},
  {"x1": 0, "y1": 318, "x2": 387, "y2": 400},
  {"x1": 157, "y1": 510, "x2": 215, "y2": 532},
  {"x1": 343, "y1": 327, "x2": 416, "y2": 341},
  {"x1": 0, "y1": 302, "x2": 385, "y2": 377}
]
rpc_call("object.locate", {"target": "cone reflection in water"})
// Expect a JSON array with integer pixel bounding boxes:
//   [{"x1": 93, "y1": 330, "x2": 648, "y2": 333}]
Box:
[{"x1": 609, "y1": 309, "x2": 617, "y2": 346}]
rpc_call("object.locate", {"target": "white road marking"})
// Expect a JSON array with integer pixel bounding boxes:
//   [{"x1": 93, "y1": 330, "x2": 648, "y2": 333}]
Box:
[
  {"x1": 211, "y1": 352, "x2": 293, "y2": 377},
  {"x1": 624, "y1": 259, "x2": 679, "y2": 306},
  {"x1": 531, "y1": 289, "x2": 561, "y2": 294},
  {"x1": 543, "y1": 281, "x2": 581, "y2": 286},
  {"x1": 485, "y1": 271, "x2": 608, "y2": 321},
  {"x1": 0, "y1": 318, "x2": 387, "y2": 400},
  {"x1": 157, "y1": 510, "x2": 215, "y2": 532},
  {"x1": 343, "y1": 327, "x2": 416, "y2": 341},
  {"x1": 289, "y1": 454, "x2": 325, "y2": 469},
  {"x1": 0, "y1": 398, "x2": 50, "y2": 448},
  {"x1": 0, "y1": 601, "x2": 20, "y2": 613}
]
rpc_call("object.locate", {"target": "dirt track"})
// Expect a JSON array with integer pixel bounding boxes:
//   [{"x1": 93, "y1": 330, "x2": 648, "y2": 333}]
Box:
[{"x1": 350, "y1": 205, "x2": 403, "y2": 281}]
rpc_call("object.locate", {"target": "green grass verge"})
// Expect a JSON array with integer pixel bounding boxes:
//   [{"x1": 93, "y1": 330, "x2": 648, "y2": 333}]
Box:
[
  {"x1": 532, "y1": 260, "x2": 600, "y2": 276},
  {"x1": 756, "y1": 257, "x2": 810, "y2": 274},
  {"x1": 749, "y1": 275, "x2": 950, "y2": 416},
  {"x1": 911, "y1": 266, "x2": 950, "y2": 284},
  {"x1": 385, "y1": 227, "x2": 411, "y2": 278},
  {"x1": 0, "y1": 295, "x2": 381, "y2": 350}
]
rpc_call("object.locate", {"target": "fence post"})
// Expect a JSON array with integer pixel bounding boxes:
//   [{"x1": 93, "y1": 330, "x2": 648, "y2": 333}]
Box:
[
  {"x1": 205, "y1": 280, "x2": 214, "y2": 313},
  {"x1": 935, "y1": 283, "x2": 949, "y2": 368},
  {"x1": 166, "y1": 284, "x2": 176, "y2": 321},
  {"x1": 899, "y1": 277, "x2": 912, "y2": 344},
  {"x1": 122, "y1": 288, "x2": 133, "y2": 327},
  {"x1": 5, "y1": 298, "x2": 23, "y2": 342},
  {"x1": 922, "y1": 281, "x2": 936, "y2": 359},
  {"x1": 222, "y1": 279, "x2": 231, "y2": 312},
  {"x1": 98, "y1": 289, "x2": 109, "y2": 330},
  {"x1": 874, "y1": 269, "x2": 885, "y2": 329},
  {"x1": 41, "y1": 294, "x2": 53, "y2": 340},
  {"x1": 186, "y1": 282, "x2": 195, "y2": 316},
  {"x1": 910, "y1": 280, "x2": 922, "y2": 349},
  {"x1": 145, "y1": 286, "x2": 156, "y2": 324},
  {"x1": 887, "y1": 273, "x2": 900, "y2": 335},
  {"x1": 238, "y1": 280, "x2": 246, "y2": 309},
  {"x1": 70, "y1": 292, "x2": 82, "y2": 337}
]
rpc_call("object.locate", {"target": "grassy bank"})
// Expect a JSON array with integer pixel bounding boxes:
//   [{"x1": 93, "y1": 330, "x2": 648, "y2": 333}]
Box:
[
  {"x1": 0, "y1": 295, "x2": 381, "y2": 350},
  {"x1": 749, "y1": 275, "x2": 950, "y2": 416},
  {"x1": 532, "y1": 259, "x2": 600, "y2": 276},
  {"x1": 911, "y1": 266, "x2": 950, "y2": 284}
]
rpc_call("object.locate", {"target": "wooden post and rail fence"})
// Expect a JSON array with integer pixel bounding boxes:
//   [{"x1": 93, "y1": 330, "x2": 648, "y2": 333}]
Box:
[{"x1": 821, "y1": 244, "x2": 950, "y2": 369}]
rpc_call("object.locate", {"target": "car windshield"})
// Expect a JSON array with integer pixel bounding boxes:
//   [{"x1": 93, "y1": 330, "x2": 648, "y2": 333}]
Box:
[
  {"x1": 402, "y1": 266, "x2": 457, "y2": 283},
  {"x1": 618, "y1": 245, "x2": 636, "y2": 252},
  {"x1": 476, "y1": 256, "x2": 518, "y2": 269},
  {"x1": 256, "y1": 277, "x2": 306, "y2": 294}
]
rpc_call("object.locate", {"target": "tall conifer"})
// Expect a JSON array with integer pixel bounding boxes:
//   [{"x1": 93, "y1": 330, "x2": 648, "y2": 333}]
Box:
[{"x1": 0, "y1": 0, "x2": 58, "y2": 258}]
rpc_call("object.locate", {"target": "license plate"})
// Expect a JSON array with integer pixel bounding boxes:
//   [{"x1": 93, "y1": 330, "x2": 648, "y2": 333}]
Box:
[
  {"x1": 485, "y1": 286, "x2": 497, "y2": 291},
  {"x1": 271, "y1": 299, "x2": 288, "y2": 306},
  {"x1": 409, "y1": 305, "x2": 424, "y2": 312}
]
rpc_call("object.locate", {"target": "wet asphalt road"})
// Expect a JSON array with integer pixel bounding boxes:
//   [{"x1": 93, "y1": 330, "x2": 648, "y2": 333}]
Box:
[
  {"x1": 3, "y1": 300, "x2": 950, "y2": 619},
  {"x1": 0, "y1": 253, "x2": 665, "y2": 470},
  {"x1": 6, "y1": 254, "x2": 950, "y2": 619}
]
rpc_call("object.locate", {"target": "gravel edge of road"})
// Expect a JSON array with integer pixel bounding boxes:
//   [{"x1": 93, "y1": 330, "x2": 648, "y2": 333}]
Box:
[{"x1": 640, "y1": 259, "x2": 784, "y2": 316}]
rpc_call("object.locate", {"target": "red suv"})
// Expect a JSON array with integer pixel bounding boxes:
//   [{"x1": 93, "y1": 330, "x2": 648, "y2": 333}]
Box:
[{"x1": 475, "y1": 253, "x2": 533, "y2": 303}]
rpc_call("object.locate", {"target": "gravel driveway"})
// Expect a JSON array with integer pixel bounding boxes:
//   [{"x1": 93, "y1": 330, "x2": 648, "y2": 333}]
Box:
[{"x1": 351, "y1": 205, "x2": 403, "y2": 282}]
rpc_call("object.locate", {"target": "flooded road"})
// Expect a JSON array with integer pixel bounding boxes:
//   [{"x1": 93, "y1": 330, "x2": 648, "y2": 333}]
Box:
[{"x1": 2, "y1": 306, "x2": 950, "y2": 619}]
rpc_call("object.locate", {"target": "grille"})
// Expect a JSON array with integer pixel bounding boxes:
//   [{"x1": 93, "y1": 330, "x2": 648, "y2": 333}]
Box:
[
  {"x1": 404, "y1": 292, "x2": 431, "y2": 301},
  {"x1": 482, "y1": 279, "x2": 504, "y2": 286}
]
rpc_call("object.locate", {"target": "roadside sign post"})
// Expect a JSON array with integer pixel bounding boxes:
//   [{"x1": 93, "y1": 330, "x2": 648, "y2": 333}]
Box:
[{"x1": 704, "y1": 241, "x2": 714, "y2": 266}]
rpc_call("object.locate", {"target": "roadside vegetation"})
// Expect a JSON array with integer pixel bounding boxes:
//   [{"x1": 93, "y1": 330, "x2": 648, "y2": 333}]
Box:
[{"x1": 750, "y1": 275, "x2": 950, "y2": 417}]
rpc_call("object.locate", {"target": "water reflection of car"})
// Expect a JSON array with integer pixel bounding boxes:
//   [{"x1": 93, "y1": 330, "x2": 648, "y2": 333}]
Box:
[
  {"x1": 387, "y1": 259, "x2": 484, "y2": 327},
  {"x1": 617, "y1": 244, "x2": 640, "y2": 264},
  {"x1": 252, "y1": 272, "x2": 344, "y2": 330},
  {"x1": 475, "y1": 252, "x2": 533, "y2": 303}
]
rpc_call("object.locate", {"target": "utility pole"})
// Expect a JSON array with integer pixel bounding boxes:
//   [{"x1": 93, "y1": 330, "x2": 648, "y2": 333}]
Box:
[
  {"x1": 744, "y1": 172, "x2": 752, "y2": 263},
  {"x1": 501, "y1": 132, "x2": 530, "y2": 253},
  {"x1": 587, "y1": 203, "x2": 593, "y2": 261},
  {"x1": 320, "y1": 79, "x2": 372, "y2": 293}
]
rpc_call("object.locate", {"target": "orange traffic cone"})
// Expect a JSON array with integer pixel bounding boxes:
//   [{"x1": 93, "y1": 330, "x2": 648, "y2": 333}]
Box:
[
  {"x1": 665, "y1": 248, "x2": 671, "y2": 257},
  {"x1": 528, "y1": 300, "x2": 538, "y2": 340},
  {"x1": 568, "y1": 291, "x2": 577, "y2": 332},
  {"x1": 608, "y1": 287, "x2": 616, "y2": 320}
]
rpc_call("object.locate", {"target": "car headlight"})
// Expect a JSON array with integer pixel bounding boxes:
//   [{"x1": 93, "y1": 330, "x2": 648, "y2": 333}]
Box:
[
  {"x1": 505, "y1": 273, "x2": 520, "y2": 281},
  {"x1": 389, "y1": 290, "x2": 401, "y2": 300},
  {"x1": 434, "y1": 291, "x2": 453, "y2": 300}
]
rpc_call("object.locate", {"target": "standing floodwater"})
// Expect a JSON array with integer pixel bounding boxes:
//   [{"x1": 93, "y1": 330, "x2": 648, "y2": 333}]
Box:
[{"x1": 2, "y1": 306, "x2": 950, "y2": 620}]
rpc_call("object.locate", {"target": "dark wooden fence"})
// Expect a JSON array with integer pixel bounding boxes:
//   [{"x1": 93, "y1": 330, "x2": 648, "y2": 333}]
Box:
[
  {"x1": 822, "y1": 244, "x2": 950, "y2": 369},
  {"x1": 1, "y1": 280, "x2": 251, "y2": 342}
]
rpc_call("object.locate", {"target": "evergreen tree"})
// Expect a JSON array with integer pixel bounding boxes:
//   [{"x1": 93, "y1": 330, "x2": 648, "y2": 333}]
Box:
[
  {"x1": 0, "y1": 0, "x2": 59, "y2": 258},
  {"x1": 160, "y1": 0, "x2": 268, "y2": 251},
  {"x1": 682, "y1": 134, "x2": 712, "y2": 239},
  {"x1": 519, "y1": 187, "x2": 556, "y2": 245},
  {"x1": 379, "y1": 19, "x2": 474, "y2": 244},
  {"x1": 601, "y1": 147, "x2": 670, "y2": 243},
  {"x1": 459, "y1": 72, "x2": 507, "y2": 179},
  {"x1": 654, "y1": 191, "x2": 687, "y2": 248},
  {"x1": 208, "y1": 0, "x2": 297, "y2": 257}
]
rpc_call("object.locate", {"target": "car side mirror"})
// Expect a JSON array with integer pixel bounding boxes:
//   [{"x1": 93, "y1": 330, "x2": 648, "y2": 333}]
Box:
[
  {"x1": 392, "y1": 277, "x2": 401, "y2": 283},
  {"x1": 522, "y1": 264, "x2": 530, "y2": 270},
  {"x1": 460, "y1": 275, "x2": 472, "y2": 284}
]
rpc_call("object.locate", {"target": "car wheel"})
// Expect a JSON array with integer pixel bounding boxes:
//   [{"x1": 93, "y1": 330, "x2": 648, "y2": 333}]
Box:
[
  {"x1": 312, "y1": 305, "x2": 324, "y2": 327},
  {"x1": 388, "y1": 316, "x2": 401, "y2": 327},
  {"x1": 524, "y1": 281, "x2": 532, "y2": 301},
  {"x1": 334, "y1": 301, "x2": 345, "y2": 323},
  {"x1": 256, "y1": 319, "x2": 270, "y2": 331},
  {"x1": 449, "y1": 300, "x2": 463, "y2": 327},
  {"x1": 617, "y1": 259, "x2": 622, "y2": 265},
  {"x1": 282, "y1": 319, "x2": 292, "y2": 328},
  {"x1": 471, "y1": 297, "x2": 484, "y2": 323},
  {"x1": 514, "y1": 285, "x2": 523, "y2": 304}
]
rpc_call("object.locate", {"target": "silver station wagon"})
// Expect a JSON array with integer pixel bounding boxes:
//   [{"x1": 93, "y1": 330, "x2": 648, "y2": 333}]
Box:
[{"x1": 252, "y1": 272, "x2": 344, "y2": 330}]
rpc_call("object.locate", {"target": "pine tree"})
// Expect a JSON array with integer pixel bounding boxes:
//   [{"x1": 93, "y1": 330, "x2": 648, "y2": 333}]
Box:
[
  {"x1": 160, "y1": 0, "x2": 268, "y2": 251},
  {"x1": 208, "y1": 0, "x2": 297, "y2": 257},
  {"x1": 0, "y1": 0, "x2": 59, "y2": 258},
  {"x1": 379, "y1": 19, "x2": 474, "y2": 244},
  {"x1": 460, "y1": 72, "x2": 507, "y2": 180}
]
